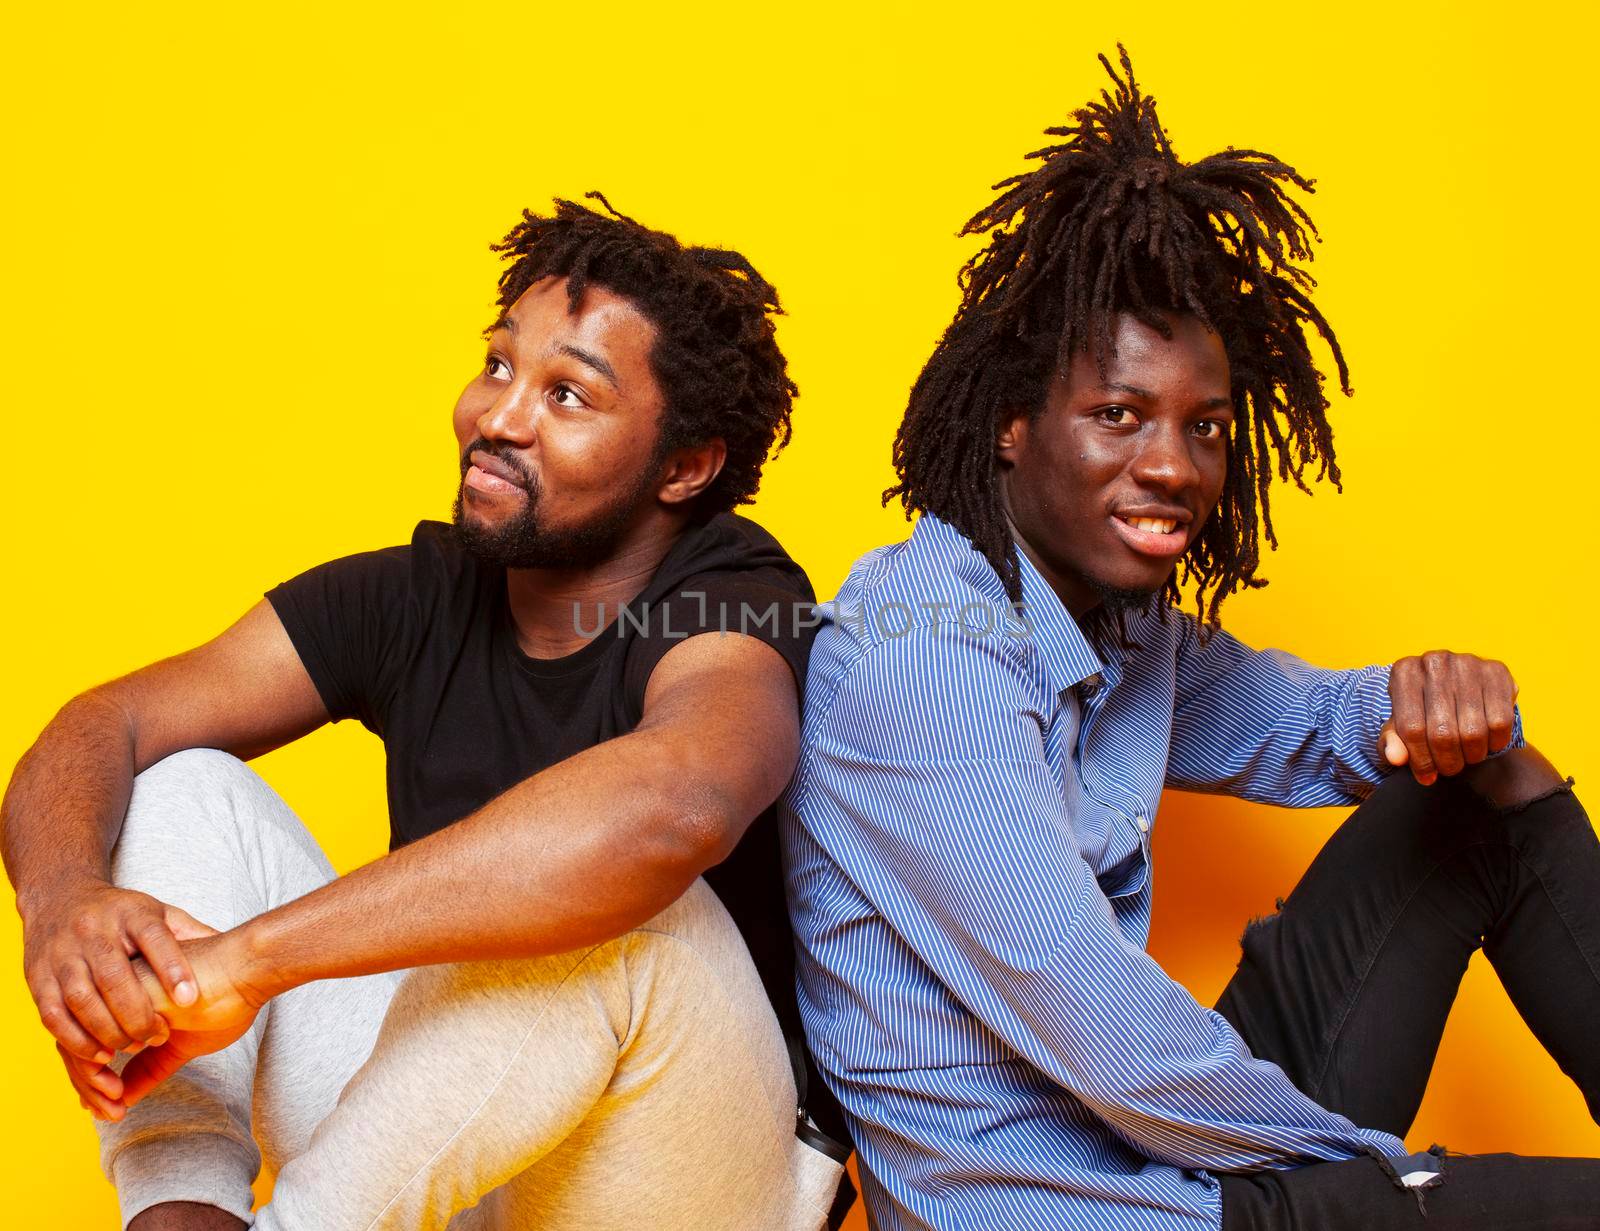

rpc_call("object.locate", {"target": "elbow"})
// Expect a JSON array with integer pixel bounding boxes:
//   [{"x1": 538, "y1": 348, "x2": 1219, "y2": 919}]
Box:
[
  {"x1": 652, "y1": 750, "x2": 783, "y2": 874},
  {"x1": 662, "y1": 779, "x2": 751, "y2": 872},
  {"x1": 636, "y1": 717, "x2": 798, "y2": 876}
]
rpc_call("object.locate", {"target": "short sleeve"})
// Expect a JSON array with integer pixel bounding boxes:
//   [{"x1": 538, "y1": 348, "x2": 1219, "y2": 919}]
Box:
[
  {"x1": 620, "y1": 573, "x2": 820, "y2": 716},
  {"x1": 264, "y1": 542, "x2": 417, "y2": 734}
]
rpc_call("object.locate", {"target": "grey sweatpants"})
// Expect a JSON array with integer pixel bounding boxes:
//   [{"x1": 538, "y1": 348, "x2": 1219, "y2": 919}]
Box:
[{"x1": 93, "y1": 748, "x2": 844, "y2": 1230}]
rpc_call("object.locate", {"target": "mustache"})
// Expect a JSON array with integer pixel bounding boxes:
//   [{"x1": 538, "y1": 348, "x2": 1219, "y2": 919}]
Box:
[{"x1": 459, "y1": 439, "x2": 537, "y2": 493}]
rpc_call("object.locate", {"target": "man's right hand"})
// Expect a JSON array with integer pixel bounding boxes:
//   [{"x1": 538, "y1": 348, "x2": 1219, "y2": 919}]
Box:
[{"x1": 22, "y1": 880, "x2": 202, "y2": 1069}]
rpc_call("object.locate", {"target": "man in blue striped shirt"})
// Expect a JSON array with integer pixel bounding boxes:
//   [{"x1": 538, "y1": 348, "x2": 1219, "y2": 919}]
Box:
[{"x1": 782, "y1": 49, "x2": 1600, "y2": 1230}]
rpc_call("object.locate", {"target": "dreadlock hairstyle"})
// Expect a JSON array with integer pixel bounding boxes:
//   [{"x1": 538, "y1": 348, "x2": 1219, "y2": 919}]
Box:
[
  {"x1": 489, "y1": 193, "x2": 795, "y2": 517},
  {"x1": 886, "y1": 45, "x2": 1350, "y2": 627}
]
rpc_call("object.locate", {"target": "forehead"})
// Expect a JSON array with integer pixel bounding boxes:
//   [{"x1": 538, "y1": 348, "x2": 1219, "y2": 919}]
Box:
[
  {"x1": 1067, "y1": 312, "x2": 1231, "y2": 394},
  {"x1": 498, "y1": 276, "x2": 660, "y2": 379}
]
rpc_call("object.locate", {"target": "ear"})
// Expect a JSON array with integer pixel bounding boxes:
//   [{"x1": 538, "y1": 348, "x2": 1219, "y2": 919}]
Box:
[
  {"x1": 656, "y1": 438, "x2": 728, "y2": 508},
  {"x1": 995, "y1": 410, "x2": 1030, "y2": 469}
]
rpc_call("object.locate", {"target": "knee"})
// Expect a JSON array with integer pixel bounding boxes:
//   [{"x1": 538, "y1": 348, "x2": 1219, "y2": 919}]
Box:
[
  {"x1": 1457, "y1": 745, "x2": 1572, "y2": 812},
  {"x1": 119, "y1": 749, "x2": 267, "y2": 857},
  {"x1": 133, "y1": 747, "x2": 256, "y2": 795}
]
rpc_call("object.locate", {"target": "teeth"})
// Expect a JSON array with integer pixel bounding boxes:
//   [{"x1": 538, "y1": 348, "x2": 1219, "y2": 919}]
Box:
[{"x1": 1126, "y1": 517, "x2": 1178, "y2": 535}]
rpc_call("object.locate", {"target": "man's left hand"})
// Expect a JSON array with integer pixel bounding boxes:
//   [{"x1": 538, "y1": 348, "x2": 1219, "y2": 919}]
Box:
[
  {"x1": 75, "y1": 929, "x2": 268, "y2": 1119},
  {"x1": 1381, "y1": 650, "x2": 1518, "y2": 786}
]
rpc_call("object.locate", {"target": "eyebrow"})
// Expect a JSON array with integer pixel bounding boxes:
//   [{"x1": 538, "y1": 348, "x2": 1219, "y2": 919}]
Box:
[
  {"x1": 492, "y1": 317, "x2": 621, "y2": 390},
  {"x1": 1098, "y1": 381, "x2": 1233, "y2": 412},
  {"x1": 555, "y1": 343, "x2": 619, "y2": 389}
]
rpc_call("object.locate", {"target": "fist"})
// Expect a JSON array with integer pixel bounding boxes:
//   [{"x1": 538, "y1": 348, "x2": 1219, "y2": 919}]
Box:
[{"x1": 1381, "y1": 651, "x2": 1517, "y2": 785}]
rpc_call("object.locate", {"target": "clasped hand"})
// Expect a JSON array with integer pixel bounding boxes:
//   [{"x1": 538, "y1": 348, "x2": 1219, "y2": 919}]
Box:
[{"x1": 26, "y1": 893, "x2": 265, "y2": 1122}]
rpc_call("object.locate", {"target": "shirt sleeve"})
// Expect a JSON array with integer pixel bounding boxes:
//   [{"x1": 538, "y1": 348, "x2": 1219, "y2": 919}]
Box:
[
  {"x1": 803, "y1": 619, "x2": 1406, "y2": 1172},
  {"x1": 264, "y1": 543, "x2": 417, "y2": 735},
  {"x1": 621, "y1": 573, "x2": 819, "y2": 711},
  {"x1": 1165, "y1": 618, "x2": 1525, "y2": 805}
]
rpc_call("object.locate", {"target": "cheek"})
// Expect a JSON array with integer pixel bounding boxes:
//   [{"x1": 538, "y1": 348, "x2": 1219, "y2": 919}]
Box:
[
  {"x1": 539, "y1": 419, "x2": 629, "y2": 501},
  {"x1": 451, "y1": 390, "x2": 482, "y2": 444},
  {"x1": 1199, "y1": 446, "x2": 1230, "y2": 503},
  {"x1": 1039, "y1": 432, "x2": 1122, "y2": 507}
]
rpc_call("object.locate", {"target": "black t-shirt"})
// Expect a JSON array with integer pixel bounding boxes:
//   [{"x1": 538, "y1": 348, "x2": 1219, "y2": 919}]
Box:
[{"x1": 263, "y1": 512, "x2": 845, "y2": 1137}]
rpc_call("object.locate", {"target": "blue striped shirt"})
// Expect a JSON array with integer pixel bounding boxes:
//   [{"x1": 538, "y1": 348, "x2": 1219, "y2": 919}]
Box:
[{"x1": 779, "y1": 513, "x2": 1438, "y2": 1230}]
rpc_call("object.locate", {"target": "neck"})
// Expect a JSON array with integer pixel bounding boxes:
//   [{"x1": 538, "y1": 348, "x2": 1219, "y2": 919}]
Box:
[
  {"x1": 504, "y1": 511, "x2": 686, "y2": 659},
  {"x1": 1002, "y1": 512, "x2": 1100, "y2": 621}
]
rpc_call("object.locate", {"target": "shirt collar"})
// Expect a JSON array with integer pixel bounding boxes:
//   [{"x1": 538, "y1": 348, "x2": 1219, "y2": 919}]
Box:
[
  {"x1": 911, "y1": 515, "x2": 1108, "y2": 698},
  {"x1": 1012, "y1": 540, "x2": 1109, "y2": 698}
]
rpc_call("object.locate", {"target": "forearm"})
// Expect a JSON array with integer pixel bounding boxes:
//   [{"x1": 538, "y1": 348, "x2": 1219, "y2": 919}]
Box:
[
  {"x1": 235, "y1": 725, "x2": 729, "y2": 1001},
  {"x1": 3, "y1": 691, "x2": 137, "y2": 920},
  {"x1": 1169, "y1": 655, "x2": 1394, "y2": 804}
]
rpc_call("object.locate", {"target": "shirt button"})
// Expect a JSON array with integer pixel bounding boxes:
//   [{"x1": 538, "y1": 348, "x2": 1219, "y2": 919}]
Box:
[{"x1": 1135, "y1": 814, "x2": 1149, "y2": 832}]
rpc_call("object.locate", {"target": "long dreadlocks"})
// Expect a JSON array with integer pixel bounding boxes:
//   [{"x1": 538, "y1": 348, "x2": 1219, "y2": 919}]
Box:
[
  {"x1": 885, "y1": 45, "x2": 1349, "y2": 625},
  {"x1": 491, "y1": 193, "x2": 795, "y2": 517}
]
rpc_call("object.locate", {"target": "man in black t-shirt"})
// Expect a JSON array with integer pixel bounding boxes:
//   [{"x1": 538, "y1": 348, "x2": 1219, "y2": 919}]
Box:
[{"x1": 4, "y1": 197, "x2": 850, "y2": 1230}]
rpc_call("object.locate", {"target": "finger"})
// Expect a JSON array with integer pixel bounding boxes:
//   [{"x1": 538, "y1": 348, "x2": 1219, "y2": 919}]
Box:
[
  {"x1": 58, "y1": 1043, "x2": 124, "y2": 1101},
  {"x1": 1486, "y1": 663, "x2": 1517, "y2": 754},
  {"x1": 1379, "y1": 721, "x2": 1409, "y2": 766},
  {"x1": 163, "y1": 904, "x2": 220, "y2": 942},
  {"x1": 1422, "y1": 652, "x2": 1464, "y2": 779},
  {"x1": 121, "y1": 1043, "x2": 191, "y2": 1107},
  {"x1": 58, "y1": 1046, "x2": 126, "y2": 1120},
  {"x1": 80, "y1": 1082, "x2": 127, "y2": 1121},
  {"x1": 162, "y1": 904, "x2": 220, "y2": 942},
  {"x1": 1454, "y1": 663, "x2": 1490, "y2": 766},
  {"x1": 84, "y1": 932, "x2": 164, "y2": 1043},
  {"x1": 131, "y1": 916, "x2": 199, "y2": 1007},
  {"x1": 35, "y1": 978, "x2": 115, "y2": 1063},
  {"x1": 1391, "y1": 659, "x2": 1436, "y2": 784},
  {"x1": 58, "y1": 961, "x2": 137, "y2": 1052}
]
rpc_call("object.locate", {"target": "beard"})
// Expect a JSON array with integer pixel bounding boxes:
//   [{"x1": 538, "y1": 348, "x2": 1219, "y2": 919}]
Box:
[
  {"x1": 450, "y1": 440, "x2": 666, "y2": 570},
  {"x1": 1085, "y1": 574, "x2": 1167, "y2": 613}
]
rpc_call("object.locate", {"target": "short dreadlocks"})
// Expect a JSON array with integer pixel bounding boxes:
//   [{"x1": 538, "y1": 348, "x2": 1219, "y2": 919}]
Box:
[
  {"x1": 886, "y1": 45, "x2": 1349, "y2": 625},
  {"x1": 490, "y1": 193, "x2": 795, "y2": 517}
]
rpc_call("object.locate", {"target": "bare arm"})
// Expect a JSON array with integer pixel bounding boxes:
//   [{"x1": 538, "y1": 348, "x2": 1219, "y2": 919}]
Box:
[
  {"x1": 236, "y1": 629, "x2": 798, "y2": 995},
  {"x1": 3, "y1": 598, "x2": 330, "y2": 1067},
  {"x1": 114, "y1": 630, "x2": 801, "y2": 1106}
]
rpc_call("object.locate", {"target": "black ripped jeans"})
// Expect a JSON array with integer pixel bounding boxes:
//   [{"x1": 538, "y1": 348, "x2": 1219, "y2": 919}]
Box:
[{"x1": 1214, "y1": 754, "x2": 1600, "y2": 1229}]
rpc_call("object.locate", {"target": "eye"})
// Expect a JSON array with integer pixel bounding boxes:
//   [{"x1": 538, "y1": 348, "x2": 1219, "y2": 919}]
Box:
[
  {"x1": 550, "y1": 383, "x2": 587, "y2": 409},
  {"x1": 1193, "y1": 418, "x2": 1229, "y2": 439},
  {"x1": 1095, "y1": 406, "x2": 1138, "y2": 427},
  {"x1": 484, "y1": 355, "x2": 511, "y2": 382}
]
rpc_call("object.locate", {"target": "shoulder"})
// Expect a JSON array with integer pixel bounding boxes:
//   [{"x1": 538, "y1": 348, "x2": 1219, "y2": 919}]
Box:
[
  {"x1": 839, "y1": 515, "x2": 1021, "y2": 631},
  {"x1": 406, "y1": 518, "x2": 474, "y2": 581},
  {"x1": 657, "y1": 512, "x2": 814, "y2": 603},
  {"x1": 807, "y1": 516, "x2": 1040, "y2": 696}
]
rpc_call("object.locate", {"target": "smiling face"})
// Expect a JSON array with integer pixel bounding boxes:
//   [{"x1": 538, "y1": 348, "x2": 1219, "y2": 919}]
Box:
[
  {"x1": 450, "y1": 276, "x2": 674, "y2": 569},
  {"x1": 996, "y1": 312, "x2": 1235, "y2": 617}
]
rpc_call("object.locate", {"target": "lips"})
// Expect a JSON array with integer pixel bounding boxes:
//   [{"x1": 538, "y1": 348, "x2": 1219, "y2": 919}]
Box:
[
  {"x1": 1109, "y1": 509, "x2": 1191, "y2": 558},
  {"x1": 463, "y1": 450, "x2": 528, "y2": 498}
]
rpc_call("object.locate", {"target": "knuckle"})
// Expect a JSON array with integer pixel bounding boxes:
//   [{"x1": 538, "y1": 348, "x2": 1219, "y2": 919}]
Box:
[
  {"x1": 60, "y1": 982, "x2": 98, "y2": 1013},
  {"x1": 92, "y1": 956, "x2": 132, "y2": 988},
  {"x1": 132, "y1": 919, "x2": 171, "y2": 945},
  {"x1": 69, "y1": 912, "x2": 104, "y2": 941}
]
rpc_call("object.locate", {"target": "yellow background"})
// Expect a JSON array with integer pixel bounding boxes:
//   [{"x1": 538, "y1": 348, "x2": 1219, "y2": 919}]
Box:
[{"x1": 4, "y1": 2, "x2": 1597, "y2": 1225}]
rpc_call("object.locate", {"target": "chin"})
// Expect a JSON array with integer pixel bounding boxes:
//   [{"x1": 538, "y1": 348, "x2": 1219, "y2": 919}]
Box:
[{"x1": 1086, "y1": 572, "x2": 1170, "y2": 613}]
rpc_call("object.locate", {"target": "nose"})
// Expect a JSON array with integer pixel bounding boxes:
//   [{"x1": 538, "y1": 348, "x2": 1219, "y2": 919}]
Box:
[
  {"x1": 1129, "y1": 423, "x2": 1200, "y2": 495},
  {"x1": 473, "y1": 383, "x2": 538, "y2": 448}
]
